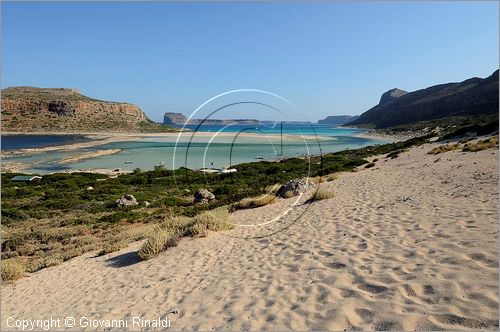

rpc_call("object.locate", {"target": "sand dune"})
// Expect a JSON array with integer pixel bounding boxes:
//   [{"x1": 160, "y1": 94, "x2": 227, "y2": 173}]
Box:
[{"x1": 2, "y1": 142, "x2": 498, "y2": 331}]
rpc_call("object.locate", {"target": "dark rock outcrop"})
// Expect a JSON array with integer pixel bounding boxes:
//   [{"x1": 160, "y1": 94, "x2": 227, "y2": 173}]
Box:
[
  {"x1": 378, "y1": 88, "x2": 407, "y2": 105},
  {"x1": 276, "y1": 179, "x2": 315, "y2": 198},
  {"x1": 115, "y1": 194, "x2": 138, "y2": 207},
  {"x1": 194, "y1": 189, "x2": 215, "y2": 204},
  {"x1": 164, "y1": 112, "x2": 189, "y2": 125}
]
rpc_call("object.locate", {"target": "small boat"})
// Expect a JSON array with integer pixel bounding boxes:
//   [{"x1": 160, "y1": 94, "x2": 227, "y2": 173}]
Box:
[
  {"x1": 124, "y1": 161, "x2": 133, "y2": 164},
  {"x1": 255, "y1": 156, "x2": 265, "y2": 160}
]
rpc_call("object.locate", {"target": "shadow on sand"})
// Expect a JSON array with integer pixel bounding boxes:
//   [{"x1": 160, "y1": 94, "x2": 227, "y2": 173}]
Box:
[{"x1": 105, "y1": 251, "x2": 142, "y2": 268}]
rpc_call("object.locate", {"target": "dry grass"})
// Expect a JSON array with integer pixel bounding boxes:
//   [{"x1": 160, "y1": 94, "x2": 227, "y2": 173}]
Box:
[
  {"x1": 138, "y1": 208, "x2": 233, "y2": 260},
  {"x1": 234, "y1": 194, "x2": 276, "y2": 210},
  {"x1": 386, "y1": 148, "x2": 407, "y2": 159},
  {"x1": 138, "y1": 226, "x2": 181, "y2": 260},
  {"x1": 326, "y1": 173, "x2": 339, "y2": 182},
  {"x1": 427, "y1": 143, "x2": 460, "y2": 155},
  {"x1": 310, "y1": 189, "x2": 335, "y2": 201},
  {"x1": 309, "y1": 176, "x2": 323, "y2": 185},
  {"x1": 1, "y1": 258, "x2": 25, "y2": 282},
  {"x1": 463, "y1": 136, "x2": 499, "y2": 152},
  {"x1": 192, "y1": 207, "x2": 233, "y2": 232},
  {"x1": 187, "y1": 223, "x2": 209, "y2": 238},
  {"x1": 96, "y1": 241, "x2": 128, "y2": 257}
]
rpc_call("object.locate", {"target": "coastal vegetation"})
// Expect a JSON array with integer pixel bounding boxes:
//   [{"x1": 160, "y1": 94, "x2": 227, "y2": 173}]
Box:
[
  {"x1": 427, "y1": 136, "x2": 499, "y2": 155},
  {"x1": 427, "y1": 143, "x2": 461, "y2": 155},
  {"x1": 0, "y1": 133, "x2": 467, "y2": 280},
  {"x1": 462, "y1": 136, "x2": 499, "y2": 152}
]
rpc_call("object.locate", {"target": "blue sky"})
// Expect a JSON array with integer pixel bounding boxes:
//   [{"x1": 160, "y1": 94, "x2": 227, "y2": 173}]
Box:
[{"x1": 2, "y1": 1, "x2": 498, "y2": 122}]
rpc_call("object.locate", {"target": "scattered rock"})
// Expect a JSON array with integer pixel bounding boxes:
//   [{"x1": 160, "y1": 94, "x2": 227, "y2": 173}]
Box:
[
  {"x1": 143, "y1": 201, "x2": 151, "y2": 207},
  {"x1": 194, "y1": 189, "x2": 215, "y2": 204},
  {"x1": 115, "y1": 194, "x2": 138, "y2": 207},
  {"x1": 277, "y1": 179, "x2": 315, "y2": 198},
  {"x1": 86, "y1": 186, "x2": 94, "y2": 191}
]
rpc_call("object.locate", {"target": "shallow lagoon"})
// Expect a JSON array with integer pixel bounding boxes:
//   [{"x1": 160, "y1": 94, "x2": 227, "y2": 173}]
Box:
[{"x1": 3, "y1": 125, "x2": 389, "y2": 173}]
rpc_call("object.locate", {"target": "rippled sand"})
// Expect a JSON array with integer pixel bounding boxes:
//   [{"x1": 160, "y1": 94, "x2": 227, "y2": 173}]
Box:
[{"x1": 2, "y1": 141, "x2": 498, "y2": 331}]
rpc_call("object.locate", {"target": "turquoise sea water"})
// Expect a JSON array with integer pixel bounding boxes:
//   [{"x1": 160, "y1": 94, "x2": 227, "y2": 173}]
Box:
[{"x1": 3, "y1": 124, "x2": 390, "y2": 173}]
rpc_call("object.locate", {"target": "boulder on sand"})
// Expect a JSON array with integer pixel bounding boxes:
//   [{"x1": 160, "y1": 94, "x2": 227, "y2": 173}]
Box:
[
  {"x1": 277, "y1": 179, "x2": 315, "y2": 198},
  {"x1": 194, "y1": 189, "x2": 215, "y2": 204},
  {"x1": 115, "y1": 194, "x2": 138, "y2": 207}
]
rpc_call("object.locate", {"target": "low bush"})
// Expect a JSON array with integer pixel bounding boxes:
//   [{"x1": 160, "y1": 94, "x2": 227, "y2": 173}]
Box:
[
  {"x1": 192, "y1": 207, "x2": 233, "y2": 232},
  {"x1": 364, "y1": 162, "x2": 376, "y2": 168},
  {"x1": 138, "y1": 226, "x2": 181, "y2": 260},
  {"x1": 310, "y1": 189, "x2": 335, "y2": 201},
  {"x1": 97, "y1": 241, "x2": 128, "y2": 256},
  {"x1": 1, "y1": 258, "x2": 25, "y2": 282},
  {"x1": 326, "y1": 173, "x2": 338, "y2": 182},
  {"x1": 233, "y1": 194, "x2": 276, "y2": 210},
  {"x1": 427, "y1": 143, "x2": 460, "y2": 155},
  {"x1": 462, "y1": 136, "x2": 499, "y2": 152}
]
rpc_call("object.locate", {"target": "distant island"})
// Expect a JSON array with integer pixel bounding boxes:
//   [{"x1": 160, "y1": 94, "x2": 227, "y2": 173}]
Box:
[
  {"x1": 317, "y1": 115, "x2": 359, "y2": 125},
  {"x1": 164, "y1": 112, "x2": 312, "y2": 126},
  {"x1": 163, "y1": 112, "x2": 261, "y2": 125},
  {"x1": 1, "y1": 87, "x2": 178, "y2": 134}
]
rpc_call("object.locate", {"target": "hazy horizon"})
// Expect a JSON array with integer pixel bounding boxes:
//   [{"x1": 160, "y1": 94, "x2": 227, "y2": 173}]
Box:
[{"x1": 2, "y1": 2, "x2": 498, "y2": 122}]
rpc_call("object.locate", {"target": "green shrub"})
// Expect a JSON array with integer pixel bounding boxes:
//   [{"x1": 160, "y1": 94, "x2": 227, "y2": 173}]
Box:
[{"x1": 364, "y1": 162, "x2": 376, "y2": 168}]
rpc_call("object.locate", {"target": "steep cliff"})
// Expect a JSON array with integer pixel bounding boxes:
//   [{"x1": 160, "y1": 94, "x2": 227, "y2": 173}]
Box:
[{"x1": 1, "y1": 87, "x2": 175, "y2": 133}]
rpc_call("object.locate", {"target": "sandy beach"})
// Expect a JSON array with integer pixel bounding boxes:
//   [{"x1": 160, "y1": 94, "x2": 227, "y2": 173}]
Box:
[{"x1": 2, "y1": 139, "x2": 497, "y2": 331}]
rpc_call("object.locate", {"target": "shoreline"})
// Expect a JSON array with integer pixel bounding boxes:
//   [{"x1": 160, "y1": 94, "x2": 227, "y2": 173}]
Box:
[
  {"x1": 2, "y1": 131, "x2": 333, "y2": 156},
  {"x1": 1, "y1": 129, "x2": 399, "y2": 175}
]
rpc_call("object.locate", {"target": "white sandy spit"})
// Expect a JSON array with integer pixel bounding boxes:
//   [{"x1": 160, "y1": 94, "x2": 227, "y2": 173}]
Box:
[{"x1": 2, "y1": 141, "x2": 498, "y2": 331}]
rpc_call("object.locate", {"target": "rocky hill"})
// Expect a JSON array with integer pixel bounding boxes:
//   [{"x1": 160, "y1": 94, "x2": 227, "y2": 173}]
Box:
[
  {"x1": 348, "y1": 70, "x2": 499, "y2": 129},
  {"x1": 2, "y1": 87, "x2": 176, "y2": 133},
  {"x1": 317, "y1": 115, "x2": 359, "y2": 125}
]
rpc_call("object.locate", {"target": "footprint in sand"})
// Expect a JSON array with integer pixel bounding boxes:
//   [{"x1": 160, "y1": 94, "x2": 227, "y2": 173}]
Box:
[
  {"x1": 358, "y1": 282, "x2": 389, "y2": 294},
  {"x1": 355, "y1": 308, "x2": 374, "y2": 324},
  {"x1": 322, "y1": 261, "x2": 347, "y2": 269},
  {"x1": 318, "y1": 250, "x2": 334, "y2": 257},
  {"x1": 433, "y1": 313, "x2": 499, "y2": 329}
]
